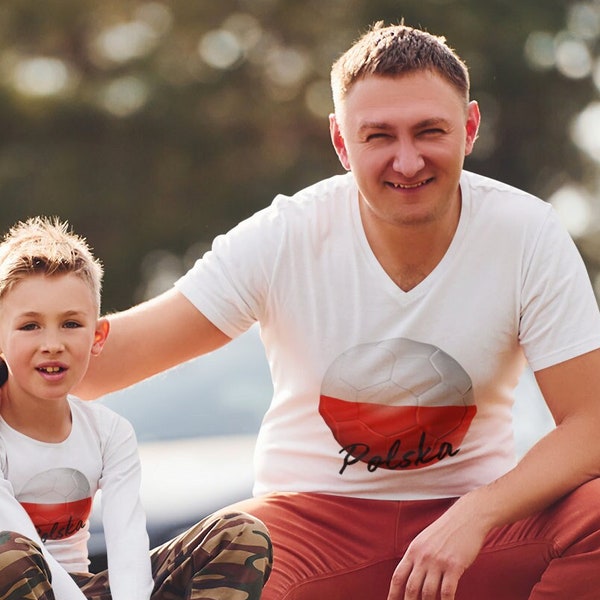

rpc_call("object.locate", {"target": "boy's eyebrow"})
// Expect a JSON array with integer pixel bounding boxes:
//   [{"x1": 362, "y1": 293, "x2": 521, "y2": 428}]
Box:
[
  {"x1": 16, "y1": 309, "x2": 87, "y2": 318},
  {"x1": 17, "y1": 311, "x2": 42, "y2": 318}
]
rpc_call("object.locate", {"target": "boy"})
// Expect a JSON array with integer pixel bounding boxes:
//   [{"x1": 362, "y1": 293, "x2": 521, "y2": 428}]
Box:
[{"x1": 0, "y1": 217, "x2": 271, "y2": 600}]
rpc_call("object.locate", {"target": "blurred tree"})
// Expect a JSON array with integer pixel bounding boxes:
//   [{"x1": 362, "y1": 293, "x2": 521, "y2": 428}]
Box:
[{"x1": 0, "y1": 0, "x2": 595, "y2": 310}]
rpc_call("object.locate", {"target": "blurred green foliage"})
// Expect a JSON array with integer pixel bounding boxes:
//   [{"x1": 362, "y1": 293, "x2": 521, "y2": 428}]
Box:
[{"x1": 0, "y1": 0, "x2": 597, "y2": 310}]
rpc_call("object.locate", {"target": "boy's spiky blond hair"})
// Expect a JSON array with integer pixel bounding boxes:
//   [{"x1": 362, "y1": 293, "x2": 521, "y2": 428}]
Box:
[{"x1": 0, "y1": 217, "x2": 103, "y2": 313}]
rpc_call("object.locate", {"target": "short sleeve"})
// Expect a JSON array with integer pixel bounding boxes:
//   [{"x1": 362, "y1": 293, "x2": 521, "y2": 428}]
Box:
[{"x1": 519, "y1": 208, "x2": 600, "y2": 371}]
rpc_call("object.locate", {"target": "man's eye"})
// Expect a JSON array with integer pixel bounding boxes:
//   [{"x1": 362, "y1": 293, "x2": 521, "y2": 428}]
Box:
[
  {"x1": 366, "y1": 133, "x2": 390, "y2": 141},
  {"x1": 421, "y1": 128, "x2": 445, "y2": 136}
]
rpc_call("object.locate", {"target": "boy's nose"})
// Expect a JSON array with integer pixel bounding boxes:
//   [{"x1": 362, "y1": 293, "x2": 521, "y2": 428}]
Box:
[{"x1": 41, "y1": 334, "x2": 65, "y2": 353}]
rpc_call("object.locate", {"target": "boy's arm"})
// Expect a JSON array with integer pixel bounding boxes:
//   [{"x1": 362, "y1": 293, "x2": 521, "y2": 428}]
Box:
[
  {"x1": 76, "y1": 288, "x2": 231, "y2": 399},
  {"x1": 99, "y1": 415, "x2": 153, "y2": 600},
  {"x1": 0, "y1": 479, "x2": 88, "y2": 600}
]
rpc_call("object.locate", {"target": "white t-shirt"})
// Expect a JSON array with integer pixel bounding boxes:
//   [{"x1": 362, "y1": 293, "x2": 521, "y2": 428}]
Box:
[
  {"x1": 176, "y1": 170, "x2": 600, "y2": 500},
  {"x1": 0, "y1": 397, "x2": 153, "y2": 600}
]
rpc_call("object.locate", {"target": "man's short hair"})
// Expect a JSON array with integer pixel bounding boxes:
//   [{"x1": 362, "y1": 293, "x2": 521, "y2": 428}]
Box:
[
  {"x1": 331, "y1": 22, "x2": 470, "y2": 112},
  {"x1": 0, "y1": 216, "x2": 103, "y2": 312}
]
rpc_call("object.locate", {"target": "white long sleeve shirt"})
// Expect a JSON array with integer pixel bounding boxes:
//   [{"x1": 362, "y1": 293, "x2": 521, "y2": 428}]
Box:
[{"x1": 0, "y1": 397, "x2": 153, "y2": 600}]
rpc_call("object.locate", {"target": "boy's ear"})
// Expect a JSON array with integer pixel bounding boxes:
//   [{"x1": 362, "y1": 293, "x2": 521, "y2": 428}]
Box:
[{"x1": 91, "y1": 318, "x2": 110, "y2": 356}]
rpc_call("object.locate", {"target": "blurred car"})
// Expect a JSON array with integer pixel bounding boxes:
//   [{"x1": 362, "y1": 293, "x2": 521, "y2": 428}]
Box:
[
  {"x1": 86, "y1": 324, "x2": 554, "y2": 572},
  {"x1": 87, "y1": 324, "x2": 272, "y2": 572}
]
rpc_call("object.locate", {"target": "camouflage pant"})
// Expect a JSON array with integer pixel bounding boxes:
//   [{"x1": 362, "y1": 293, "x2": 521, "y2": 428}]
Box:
[{"x1": 0, "y1": 511, "x2": 272, "y2": 600}]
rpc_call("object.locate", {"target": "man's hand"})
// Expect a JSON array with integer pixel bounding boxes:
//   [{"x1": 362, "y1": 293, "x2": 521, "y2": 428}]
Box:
[
  {"x1": 387, "y1": 496, "x2": 489, "y2": 600},
  {"x1": 387, "y1": 350, "x2": 600, "y2": 599}
]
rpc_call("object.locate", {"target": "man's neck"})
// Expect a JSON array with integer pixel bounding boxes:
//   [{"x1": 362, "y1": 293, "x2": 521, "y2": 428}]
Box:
[{"x1": 359, "y1": 198, "x2": 461, "y2": 292}]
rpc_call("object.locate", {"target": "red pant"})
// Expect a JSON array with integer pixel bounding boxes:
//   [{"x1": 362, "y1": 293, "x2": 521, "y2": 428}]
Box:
[{"x1": 229, "y1": 478, "x2": 600, "y2": 599}]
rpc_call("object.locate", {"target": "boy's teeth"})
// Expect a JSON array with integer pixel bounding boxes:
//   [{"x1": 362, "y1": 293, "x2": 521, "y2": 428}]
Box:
[{"x1": 43, "y1": 366, "x2": 61, "y2": 373}]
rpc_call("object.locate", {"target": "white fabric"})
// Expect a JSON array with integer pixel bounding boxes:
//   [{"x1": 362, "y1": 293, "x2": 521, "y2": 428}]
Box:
[
  {"x1": 0, "y1": 397, "x2": 153, "y2": 600},
  {"x1": 176, "y1": 170, "x2": 600, "y2": 501}
]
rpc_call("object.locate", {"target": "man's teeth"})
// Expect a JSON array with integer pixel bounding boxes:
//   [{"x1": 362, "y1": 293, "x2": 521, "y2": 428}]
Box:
[{"x1": 392, "y1": 181, "x2": 427, "y2": 189}]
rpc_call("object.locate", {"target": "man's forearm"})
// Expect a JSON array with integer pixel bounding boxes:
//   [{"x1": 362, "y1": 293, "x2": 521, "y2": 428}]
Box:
[{"x1": 454, "y1": 412, "x2": 600, "y2": 533}]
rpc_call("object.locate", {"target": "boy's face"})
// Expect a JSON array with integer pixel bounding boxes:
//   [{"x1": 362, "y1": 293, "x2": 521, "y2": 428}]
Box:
[{"x1": 0, "y1": 272, "x2": 108, "y2": 404}]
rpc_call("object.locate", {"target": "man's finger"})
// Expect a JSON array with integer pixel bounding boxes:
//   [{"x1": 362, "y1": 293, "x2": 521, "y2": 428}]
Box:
[{"x1": 387, "y1": 559, "x2": 414, "y2": 600}]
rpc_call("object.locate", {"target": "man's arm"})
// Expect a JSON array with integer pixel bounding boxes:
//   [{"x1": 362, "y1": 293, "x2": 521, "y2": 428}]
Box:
[
  {"x1": 77, "y1": 288, "x2": 231, "y2": 399},
  {"x1": 387, "y1": 348, "x2": 600, "y2": 600}
]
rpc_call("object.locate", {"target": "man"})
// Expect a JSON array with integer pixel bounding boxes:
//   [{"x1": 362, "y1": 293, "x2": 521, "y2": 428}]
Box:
[{"x1": 79, "y1": 23, "x2": 600, "y2": 600}]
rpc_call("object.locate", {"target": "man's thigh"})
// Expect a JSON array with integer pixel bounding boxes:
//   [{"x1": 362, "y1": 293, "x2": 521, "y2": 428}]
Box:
[
  {"x1": 460, "y1": 478, "x2": 600, "y2": 599},
  {"x1": 228, "y1": 492, "x2": 454, "y2": 600},
  {"x1": 231, "y1": 480, "x2": 600, "y2": 600}
]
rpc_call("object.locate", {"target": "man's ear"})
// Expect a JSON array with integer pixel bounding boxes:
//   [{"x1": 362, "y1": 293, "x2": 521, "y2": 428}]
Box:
[
  {"x1": 464, "y1": 100, "x2": 481, "y2": 156},
  {"x1": 91, "y1": 318, "x2": 110, "y2": 357},
  {"x1": 329, "y1": 113, "x2": 351, "y2": 171}
]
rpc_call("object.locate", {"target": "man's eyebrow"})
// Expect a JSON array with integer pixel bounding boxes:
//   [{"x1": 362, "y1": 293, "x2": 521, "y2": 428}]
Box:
[
  {"x1": 414, "y1": 117, "x2": 451, "y2": 128},
  {"x1": 358, "y1": 121, "x2": 393, "y2": 132},
  {"x1": 357, "y1": 117, "x2": 451, "y2": 133}
]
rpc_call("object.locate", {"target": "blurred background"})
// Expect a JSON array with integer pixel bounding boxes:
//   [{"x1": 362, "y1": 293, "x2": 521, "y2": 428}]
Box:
[
  {"x1": 1, "y1": 0, "x2": 600, "y2": 311},
  {"x1": 4, "y1": 0, "x2": 587, "y2": 565}
]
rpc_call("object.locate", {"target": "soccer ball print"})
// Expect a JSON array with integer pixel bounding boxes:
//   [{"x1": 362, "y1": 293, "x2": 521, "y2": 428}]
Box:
[
  {"x1": 19, "y1": 468, "x2": 93, "y2": 541},
  {"x1": 319, "y1": 338, "x2": 476, "y2": 472}
]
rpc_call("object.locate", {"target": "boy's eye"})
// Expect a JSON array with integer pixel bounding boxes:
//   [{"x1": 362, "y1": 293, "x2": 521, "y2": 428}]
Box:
[
  {"x1": 19, "y1": 323, "x2": 38, "y2": 331},
  {"x1": 64, "y1": 321, "x2": 81, "y2": 329}
]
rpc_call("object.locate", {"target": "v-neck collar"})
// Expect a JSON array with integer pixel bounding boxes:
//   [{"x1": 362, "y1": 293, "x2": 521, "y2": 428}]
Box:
[{"x1": 349, "y1": 172, "x2": 471, "y2": 304}]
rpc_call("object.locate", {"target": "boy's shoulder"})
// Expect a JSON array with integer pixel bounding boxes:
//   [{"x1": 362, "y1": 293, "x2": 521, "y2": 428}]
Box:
[{"x1": 67, "y1": 396, "x2": 134, "y2": 436}]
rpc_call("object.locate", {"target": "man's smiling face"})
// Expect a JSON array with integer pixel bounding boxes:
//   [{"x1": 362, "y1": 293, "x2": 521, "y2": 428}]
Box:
[{"x1": 330, "y1": 70, "x2": 480, "y2": 230}]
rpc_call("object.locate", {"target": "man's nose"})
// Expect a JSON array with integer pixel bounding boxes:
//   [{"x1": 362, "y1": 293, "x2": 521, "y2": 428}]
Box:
[{"x1": 391, "y1": 140, "x2": 425, "y2": 178}]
